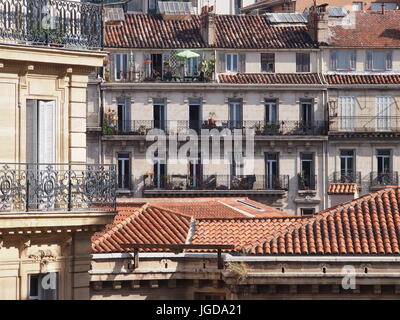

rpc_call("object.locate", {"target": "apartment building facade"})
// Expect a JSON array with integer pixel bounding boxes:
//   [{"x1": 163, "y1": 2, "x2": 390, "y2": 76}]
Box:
[
  {"x1": 87, "y1": 9, "x2": 330, "y2": 215},
  {"x1": 0, "y1": 0, "x2": 117, "y2": 300}
]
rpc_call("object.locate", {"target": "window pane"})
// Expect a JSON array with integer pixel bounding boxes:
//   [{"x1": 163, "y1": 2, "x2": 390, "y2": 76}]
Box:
[
  {"x1": 226, "y1": 54, "x2": 231, "y2": 71},
  {"x1": 233, "y1": 54, "x2": 238, "y2": 72},
  {"x1": 337, "y1": 51, "x2": 350, "y2": 69},
  {"x1": 261, "y1": 53, "x2": 275, "y2": 72},
  {"x1": 296, "y1": 53, "x2": 310, "y2": 72},
  {"x1": 373, "y1": 51, "x2": 386, "y2": 70}
]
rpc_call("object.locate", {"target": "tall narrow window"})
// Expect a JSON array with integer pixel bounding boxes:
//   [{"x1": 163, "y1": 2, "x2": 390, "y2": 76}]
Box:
[
  {"x1": 261, "y1": 53, "x2": 275, "y2": 73},
  {"x1": 226, "y1": 53, "x2": 238, "y2": 72},
  {"x1": 296, "y1": 53, "x2": 310, "y2": 72},
  {"x1": 189, "y1": 99, "x2": 202, "y2": 133},
  {"x1": 265, "y1": 153, "x2": 279, "y2": 189},
  {"x1": 117, "y1": 98, "x2": 131, "y2": 133},
  {"x1": 153, "y1": 99, "x2": 166, "y2": 131},
  {"x1": 376, "y1": 96, "x2": 392, "y2": 131},
  {"x1": 376, "y1": 149, "x2": 391, "y2": 185},
  {"x1": 300, "y1": 153, "x2": 315, "y2": 190},
  {"x1": 339, "y1": 96, "x2": 355, "y2": 131},
  {"x1": 229, "y1": 100, "x2": 243, "y2": 129},
  {"x1": 189, "y1": 155, "x2": 202, "y2": 188},
  {"x1": 154, "y1": 160, "x2": 166, "y2": 189},
  {"x1": 340, "y1": 150, "x2": 355, "y2": 182},
  {"x1": 115, "y1": 53, "x2": 128, "y2": 81},
  {"x1": 265, "y1": 99, "x2": 278, "y2": 134},
  {"x1": 117, "y1": 153, "x2": 130, "y2": 189}
]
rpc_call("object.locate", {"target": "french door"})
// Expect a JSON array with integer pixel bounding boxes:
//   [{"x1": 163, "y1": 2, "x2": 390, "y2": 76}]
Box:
[
  {"x1": 265, "y1": 153, "x2": 278, "y2": 189},
  {"x1": 229, "y1": 101, "x2": 243, "y2": 129}
]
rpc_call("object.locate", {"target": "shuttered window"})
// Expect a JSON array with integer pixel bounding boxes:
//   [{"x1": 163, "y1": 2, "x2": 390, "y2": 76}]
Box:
[
  {"x1": 296, "y1": 52, "x2": 310, "y2": 72},
  {"x1": 331, "y1": 50, "x2": 356, "y2": 70},
  {"x1": 377, "y1": 96, "x2": 392, "y2": 131},
  {"x1": 339, "y1": 96, "x2": 355, "y2": 131},
  {"x1": 365, "y1": 50, "x2": 392, "y2": 71},
  {"x1": 226, "y1": 53, "x2": 238, "y2": 72}
]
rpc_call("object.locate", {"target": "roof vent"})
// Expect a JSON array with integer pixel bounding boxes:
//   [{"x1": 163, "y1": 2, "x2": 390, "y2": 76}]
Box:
[{"x1": 158, "y1": 1, "x2": 195, "y2": 20}]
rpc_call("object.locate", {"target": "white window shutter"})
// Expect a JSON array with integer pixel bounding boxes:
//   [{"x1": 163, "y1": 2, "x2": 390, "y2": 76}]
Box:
[
  {"x1": 26, "y1": 100, "x2": 38, "y2": 163},
  {"x1": 38, "y1": 101, "x2": 56, "y2": 164},
  {"x1": 386, "y1": 51, "x2": 393, "y2": 70}
]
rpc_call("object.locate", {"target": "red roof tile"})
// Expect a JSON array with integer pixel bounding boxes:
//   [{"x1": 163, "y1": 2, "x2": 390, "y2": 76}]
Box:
[
  {"x1": 219, "y1": 73, "x2": 323, "y2": 85},
  {"x1": 325, "y1": 74, "x2": 400, "y2": 85},
  {"x1": 328, "y1": 11, "x2": 400, "y2": 47},
  {"x1": 92, "y1": 204, "x2": 192, "y2": 253},
  {"x1": 328, "y1": 183, "x2": 358, "y2": 195},
  {"x1": 104, "y1": 13, "x2": 315, "y2": 49},
  {"x1": 246, "y1": 188, "x2": 400, "y2": 255}
]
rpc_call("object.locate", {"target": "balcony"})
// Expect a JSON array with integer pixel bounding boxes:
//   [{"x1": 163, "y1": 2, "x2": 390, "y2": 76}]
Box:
[
  {"x1": 329, "y1": 116, "x2": 400, "y2": 137},
  {"x1": 297, "y1": 174, "x2": 317, "y2": 191},
  {"x1": 0, "y1": 0, "x2": 102, "y2": 50},
  {"x1": 370, "y1": 172, "x2": 399, "y2": 189},
  {"x1": 143, "y1": 174, "x2": 289, "y2": 196},
  {"x1": 332, "y1": 171, "x2": 362, "y2": 185},
  {"x1": 102, "y1": 119, "x2": 328, "y2": 136},
  {"x1": 0, "y1": 163, "x2": 116, "y2": 212}
]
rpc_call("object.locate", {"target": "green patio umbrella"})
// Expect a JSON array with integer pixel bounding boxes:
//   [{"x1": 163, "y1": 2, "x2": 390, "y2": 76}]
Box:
[
  {"x1": 176, "y1": 50, "x2": 200, "y2": 77},
  {"x1": 176, "y1": 50, "x2": 200, "y2": 59}
]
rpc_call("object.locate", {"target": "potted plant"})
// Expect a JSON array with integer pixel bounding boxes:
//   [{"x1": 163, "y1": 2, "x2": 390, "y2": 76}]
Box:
[
  {"x1": 253, "y1": 122, "x2": 263, "y2": 135},
  {"x1": 208, "y1": 112, "x2": 216, "y2": 126}
]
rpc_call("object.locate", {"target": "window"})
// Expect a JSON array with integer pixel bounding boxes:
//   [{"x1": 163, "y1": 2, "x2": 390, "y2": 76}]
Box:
[
  {"x1": 118, "y1": 153, "x2": 130, "y2": 189},
  {"x1": 231, "y1": 152, "x2": 244, "y2": 177},
  {"x1": 340, "y1": 150, "x2": 355, "y2": 182},
  {"x1": 300, "y1": 153, "x2": 315, "y2": 190},
  {"x1": 115, "y1": 53, "x2": 128, "y2": 81},
  {"x1": 226, "y1": 53, "x2": 238, "y2": 72},
  {"x1": 339, "y1": 96, "x2": 356, "y2": 131},
  {"x1": 185, "y1": 57, "x2": 199, "y2": 76},
  {"x1": 28, "y1": 273, "x2": 58, "y2": 300},
  {"x1": 229, "y1": 99, "x2": 243, "y2": 128},
  {"x1": 153, "y1": 98, "x2": 166, "y2": 130},
  {"x1": 365, "y1": 51, "x2": 392, "y2": 71},
  {"x1": 300, "y1": 208, "x2": 315, "y2": 216},
  {"x1": 265, "y1": 99, "x2": 278, "y2": 123},
  {"x1": 331, "y1": 50, "x2": 356, "y2": 70},
  {"x1": 261, "y1": 53, "x2": 275, "y2": 73},
  {"x1": 352, "y1": 2, "x2": 363, "y2": 10},
  {"x1": 117, "y1": 98, "x2": 131, "y2": 133},
  {"x1": 371, "y1": 2, "x2": 397, "y2": 10},
  {"x1": 300, "y1": 99, "x2": 313, "y2": 125},
  {"x1": 234, "y1": 0, "x2": 242, "y2": 14},
  {"x1": 296, "y1": 53, "x2": 310, "y2": 72},
  {"x1": 377, "y1": 96, "x2": 392, "y2": 130},
  {"x1": 376, "y1": 150, "x2": 391, "y2": 184},
  {"x1": 265, "y1": 153, "x2": 279, "y2": 189},
  {"x1": 154, "y1": 160, "x2": 166, "y2": 189}
]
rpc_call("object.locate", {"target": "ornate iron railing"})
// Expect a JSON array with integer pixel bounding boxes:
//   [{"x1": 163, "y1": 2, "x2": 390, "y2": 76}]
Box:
[
  {"x1": 332, "y1": 171, "x2": 362, "y2": 184},
  {"x1": 143, "y1": 174, "x2": 289, "y2": 191},
  {"x1": 103, "y1": 119, "x2": 328, "y2": 136},
  {"x1": 370, "y1": 171, "x2": 399, "y2": 187},
  {"x1": 0, "y1": 163, "x2": 116, "y2": 212},
  {"x1": 330, "y1": 116, "x2": 400, "y2": 133},
  {"x1": 0, "y1": 0, "x2": 102, "y2": 49}
]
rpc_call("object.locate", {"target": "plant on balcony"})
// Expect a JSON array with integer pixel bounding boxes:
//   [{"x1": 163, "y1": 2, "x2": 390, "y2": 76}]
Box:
[
  {"x1": 252, "y1": 122, "x2": 264, "y2": 135},
  {"x1": 208, "y1": 112, "x2": 216, "y2": 125},
  {"x1": 264, "y1": 122, "x2": 280, "y2": 134},
  {"x1": 299, "y1": 172, "x2": 309, "y2": 190},
  {"x1": 102, "y1": 108, "x2": 116, "y2": 135},
  {"x1": 137, "y1": 125, "x2": 147, "y2": 135}
]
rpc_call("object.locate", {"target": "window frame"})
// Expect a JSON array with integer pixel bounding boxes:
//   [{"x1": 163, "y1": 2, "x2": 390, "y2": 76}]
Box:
[
  {"x1": 261, "y1": 53, "x2": 275, "y2": 73},
  {"x1": 296, "y1": 52, "x2": 311, "y2": 73},
  {"x1": 115, "y1": 53, "x2": 128, "y2": 81},
  {"x1": 226, "y1": 53, "x2": 239, "y2": 72},
  {"x1": 331, "y1": 50, "x2": 356, "y2": 71},
  {"x1": 366, "y1": 50, "x2": 392, "y2": 71},
  {"x1": 117, "y1": 152, "x2": 131, "y2": 190}
]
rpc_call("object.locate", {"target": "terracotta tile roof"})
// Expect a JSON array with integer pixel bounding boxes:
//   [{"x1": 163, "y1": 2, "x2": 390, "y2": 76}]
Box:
[
  {"x1": 92, "y1": 204, "x2": 192, "y2": 253},
  {"x1": 219, "y1": 73, "x2": 324, "y2": 85},
  {"x1": 104, "y1": 13, "x2": 315, "y2": 49},
  {"x1": 328, "y1": 183, "x2": 358, "y2": 195},
  {"x1": 325, "y1": 74, "x2": 400, "y2": 85},
  {"x1": 191, "y1": 217, "x2": 306, "y2": 250},
  {"x1": 328, "y1": 11, "x2": 400, "y2": 47},
  {"x1": 246, "y1": 188, "x2": 400, "y2": 255}
]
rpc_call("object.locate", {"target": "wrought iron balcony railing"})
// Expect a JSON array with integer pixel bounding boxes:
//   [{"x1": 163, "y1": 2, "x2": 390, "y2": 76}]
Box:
[
  {"x1": 370, "y1": 171, "x2": 399, "y2": 187},
  {"x1": 330, "y1": 116, "x2": 400, "y2": 133},
  {"x1": 110, "y1": 70, "x2": 215, "y2": 83},
  {"x1": 332, "y1": 171, "x2": 362, "y2": 185},
  {"x1": 0, "y1": 163, "x2": 116, "y2": 212},
  {"x1": 0, "y1": 0, "x2": 102, "y2": 49},
  {"x1": 297, "y1": 174, "x2": 317, "y2": 191},
  {"x1": 103, "y1": 120, "x2": 328, "y2": 136},
  {"x1": 143, "y1": 174, "x2": 289, "y2": 191}
]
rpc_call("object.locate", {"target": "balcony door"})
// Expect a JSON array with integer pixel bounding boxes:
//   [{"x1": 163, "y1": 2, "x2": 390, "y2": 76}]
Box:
[
  {"x1": 153, "y1": 99, "x2": 166, "y2": 131},
  {"x1": 229, "y1": 100, "x2": 243, "y2": 129},
  {"x1": 189, "y1": 101, "x2": 202, "y2": 133},
  {"x1": 117, "y1": 98, "x2": 131, "y2": 133},
  {"x1": 377, "y1": 96, "x2": 392, "y2": 131},
  {"x1": 377, "y1": 150, "x2": 391, "y2": 184},
  {"x1": 300, "y1": 153, "x2": 314, "y2": 190},
  {"x1": 117, "y1": 153, "x2": 130, "y2": 189},
  {"x1": 300, "y1": 99, "x2": 313, "y2": 133},
  {"x1": 154, "y1": 160, "x2": 166, "y2": 189},
  {"x1": 189, "y1": 155, "x2": 202, "y2": 188},
  {"x1": 340, "y1": 150, "x2": 354, "y2": 182},
  {"x1": 339, "y1": 96, "x2": 355, "y2": 131},
  {"x1": 265, "y1": 153, "x2": 278, "y2": 189},
  {"x1": 26, "y1": 100, "x2": 56, "y2": 164}
]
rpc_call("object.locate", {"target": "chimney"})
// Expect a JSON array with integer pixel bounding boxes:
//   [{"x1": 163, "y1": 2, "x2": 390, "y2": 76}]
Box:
[
  {"x1": 200, "y1": 6, "x2": 216, "y2": 46},
  {"x1": 307, "y1": 4, "x2": 329, "y2": 44}
]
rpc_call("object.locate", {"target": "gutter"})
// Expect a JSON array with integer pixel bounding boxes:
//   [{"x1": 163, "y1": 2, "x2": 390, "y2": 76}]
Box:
[{"x1": 92, "y1": 252, "x2": 400, "y2": 263}]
